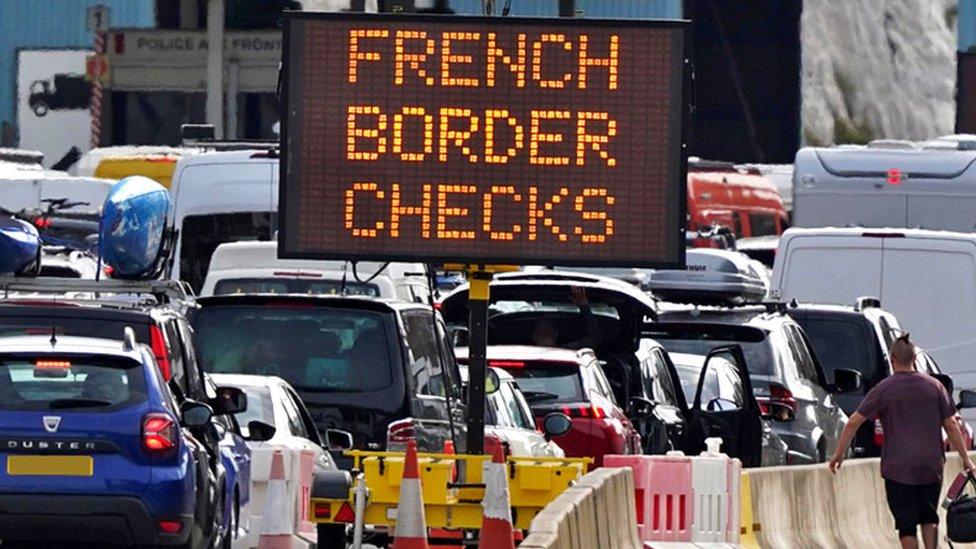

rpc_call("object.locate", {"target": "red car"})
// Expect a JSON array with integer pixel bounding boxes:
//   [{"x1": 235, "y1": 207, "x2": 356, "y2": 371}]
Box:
[{"x1": 456, "y1": 345, "x2": 641, "y2": 467}]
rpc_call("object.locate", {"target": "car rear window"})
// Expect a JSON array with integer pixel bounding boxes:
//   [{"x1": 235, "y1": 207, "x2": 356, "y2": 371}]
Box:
[
  {"x1": 234, "y1": 386, "x2": 275, "y2": 438},
  {"x1": 0, "y1": 355, "x2": 147, "y2": 411},
  {"x1": 0, "y1": 318, "x2": 150, "y2": 342},
  {"x1": 793, "y1": 318, "x2": 877, "y2": 381},
  {"x1": 651, "y1": 337, "x2": 776, "y2": 376},
  {"x1": 194, "y1": 305, "x2": 396, "y2": 393},
  {"x1": 213, "y1": 278, "x2": 379, "y2": 297},
  {"x1": 495, "y1": 363, "x2": 584, "y2": 404}
]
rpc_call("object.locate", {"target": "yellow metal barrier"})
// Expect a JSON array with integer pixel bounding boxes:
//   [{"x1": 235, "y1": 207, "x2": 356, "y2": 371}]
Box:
[{"x1": 310, "y1": 451, "x2": 591, "y2": 530}]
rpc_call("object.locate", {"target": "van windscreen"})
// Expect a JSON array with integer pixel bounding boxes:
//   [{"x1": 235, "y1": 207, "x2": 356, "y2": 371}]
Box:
[
  {"x1": 180, "y1": 212, "x2": 276, "y2": 293},
  {"x1": 214, "y1": 278, "x2": 379, "y2": 297},
  {"x1": 194, "y1": 305, "x2": 395, "y2": 393}
]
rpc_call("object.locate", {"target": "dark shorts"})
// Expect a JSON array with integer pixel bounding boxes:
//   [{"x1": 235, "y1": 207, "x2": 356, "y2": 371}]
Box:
[{"x1": 884, "y1": 479, "x2": 942, "y2": 538}]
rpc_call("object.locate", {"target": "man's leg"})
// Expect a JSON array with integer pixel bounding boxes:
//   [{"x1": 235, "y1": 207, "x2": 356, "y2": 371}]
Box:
[
  {"x1": 918, "y1": 482, "x2": 943, "y2": 549},
  {"x1": 919, "y1": 524, "x2": 937, "y2": 549},
  {"x1": 886, "y1": 480, "x2": 921, "y2": 549}
]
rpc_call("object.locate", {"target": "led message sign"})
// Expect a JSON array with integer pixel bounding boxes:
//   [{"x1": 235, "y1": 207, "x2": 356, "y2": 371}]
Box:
[{"x1": 280, "y1": 12, "x2": 688, "y2": 267}]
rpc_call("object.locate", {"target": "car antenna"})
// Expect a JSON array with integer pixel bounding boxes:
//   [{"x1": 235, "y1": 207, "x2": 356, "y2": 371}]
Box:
[
  {"x1": 50, "y1": 326, "x2": 57, "y2": 346},
  {"x1": 339, "y1": 261, "x2": 348, "y2": 295}
]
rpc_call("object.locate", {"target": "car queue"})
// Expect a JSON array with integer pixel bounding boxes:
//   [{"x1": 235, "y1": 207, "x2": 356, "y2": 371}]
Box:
[{"x1": 5, "y1": 142, "x2": 976, "y2": 549}]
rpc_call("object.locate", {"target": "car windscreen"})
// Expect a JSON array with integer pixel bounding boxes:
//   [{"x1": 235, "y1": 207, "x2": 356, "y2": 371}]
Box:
[
  {"x1": 793, "y1": 318, "x2": 877, "y2": 380},
  {"x1": 214, "y1": 278, "x2": 379, "y2": 297},
  {"x1": 650, "y1": 337, "x2": 775, "y2": 376},
  {"x1": 0, "y1": 355, "x2": 147, "y2": 411},
  {"x1": 499, "y1": 364, "x2": 585, "y2": 404},
  {"x1": 194, "y1": 305, "x2": 396, "y2": 393}
]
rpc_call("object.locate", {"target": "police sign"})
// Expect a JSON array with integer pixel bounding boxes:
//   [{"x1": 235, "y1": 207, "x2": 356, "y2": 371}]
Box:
[{"x1": 280, "y1": 12, "x2": 689, "y2": 268}]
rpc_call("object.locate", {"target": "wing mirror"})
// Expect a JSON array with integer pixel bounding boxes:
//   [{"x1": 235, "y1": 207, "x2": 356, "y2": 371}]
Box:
[
  {"x1": 542, "y1": 412, "x2": 573, "y2": 441},
  {"x1": 325, "y1": 429, "x2": 354, "y2": 452},
  {"x1": 211, "y1": 386, "x2": 247, "y2": 415},
  {"x1": 180, "y1": 399, "x2": 214, "y2": 428},
  {"x1": 627, "y1": 396, "x2": 656, "y2": 418},
  {"x1": 831, "y1": 368, "x2": 862, "y2": 393},
  {"x1": 958, "y1": 390, "x2": 976, "y2": 410},
  {"x1": 246, "y1": 420, "x2": 276, "y2": 442},
  {"x1": 485, "y1": 369, "x2": 501, "y2": 394},
  {"x1": 761, "y1": 402, "x2": 796, "y2": 423},
  {"x1": 450, "y1": 327, "x2": 470, "y2": 347}
]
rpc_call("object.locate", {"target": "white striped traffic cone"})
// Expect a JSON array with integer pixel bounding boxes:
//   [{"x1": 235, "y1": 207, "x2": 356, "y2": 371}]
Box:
[
  {"x1": 478, "y1": 444, "x2": 515, "y2": 549},
  {"x1": 392, "y1": 440, "x2": 429, "y2": 549},
  {"x1": 258, "y1": 450, "x2": 293, "y2": 549}
]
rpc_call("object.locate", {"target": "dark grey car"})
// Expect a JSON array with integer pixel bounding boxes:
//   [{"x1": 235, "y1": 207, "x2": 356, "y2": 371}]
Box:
[{"x1": 648, "y1": 306, "x2": 861, "y2": 464}]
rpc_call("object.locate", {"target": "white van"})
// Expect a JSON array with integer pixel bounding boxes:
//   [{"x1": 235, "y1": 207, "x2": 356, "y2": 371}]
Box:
[
  {"x1": 793, "y1": 139, "x2": 976, "y2": 231},
  {"x1": 168, "y1": 149, "x2": 278, "y2": 292},
  {"x1": 769, "y1": 227, "x2": 976, "y2": 392},
  {"x1": 199, "y1": 240, "x2": 431, "y2": 301},
  {"x1": 0, "y1": 161, "x2": 114, "y2": 215}
]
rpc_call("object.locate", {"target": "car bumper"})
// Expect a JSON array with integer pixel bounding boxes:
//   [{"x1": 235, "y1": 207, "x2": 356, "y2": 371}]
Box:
[{"x1": 0, "y1": 494, "x2": 192, "y2": 545}]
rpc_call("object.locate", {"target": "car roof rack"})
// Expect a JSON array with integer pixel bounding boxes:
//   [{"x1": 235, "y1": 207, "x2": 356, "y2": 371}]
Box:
[{"x1": 0, "y1": 277, "x2": 193, "y2": 306}]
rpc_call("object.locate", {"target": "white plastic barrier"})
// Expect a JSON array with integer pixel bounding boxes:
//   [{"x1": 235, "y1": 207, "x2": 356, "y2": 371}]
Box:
[
  {"x1": 246, "y1": 445, "x2": 316, "y2": 549},
  {"x1": 690, "y1": 439, "x2": 741, "y2": 543}
]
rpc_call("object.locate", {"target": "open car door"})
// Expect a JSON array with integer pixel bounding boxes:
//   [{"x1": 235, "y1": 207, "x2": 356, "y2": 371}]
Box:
[{"x1": 686, "y1": 345, "x2": 764, "y2": 467}]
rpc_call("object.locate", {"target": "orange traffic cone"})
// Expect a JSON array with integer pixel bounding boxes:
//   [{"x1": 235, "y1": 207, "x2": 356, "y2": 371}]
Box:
[
  {"x1": 257, "y1": 450, "x2": 292, "y2": 549},
  {"x1": 478, "y1": 444, "x2": 515, "y2": 549},
  {"x1": 392, "y1": 440, "x2": 429, "y2": 549}
]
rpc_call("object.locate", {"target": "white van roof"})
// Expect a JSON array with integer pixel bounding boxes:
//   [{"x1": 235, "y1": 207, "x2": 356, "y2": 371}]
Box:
[
  {"x1": 0, "y1": 168, "x2": 115, "y2": 214},
  {"x1": 206, "y1": 240, "x2": 426, "y2": 278}
]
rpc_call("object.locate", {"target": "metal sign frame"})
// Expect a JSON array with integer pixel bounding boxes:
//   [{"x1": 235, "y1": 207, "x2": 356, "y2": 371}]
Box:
[{"x1": 279, "y1": 11, "x2": 691, "y2": 269}]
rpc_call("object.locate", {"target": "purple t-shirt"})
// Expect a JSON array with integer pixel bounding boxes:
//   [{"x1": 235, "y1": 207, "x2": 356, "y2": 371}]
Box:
[{"x1": 857, "y1": 371, "x2": 957, "y2": 485}]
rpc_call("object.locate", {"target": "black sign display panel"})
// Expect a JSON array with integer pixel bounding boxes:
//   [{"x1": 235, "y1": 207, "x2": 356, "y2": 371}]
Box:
[{"x1": 281, "y1": 12, "x2": 689, "y2": 267}]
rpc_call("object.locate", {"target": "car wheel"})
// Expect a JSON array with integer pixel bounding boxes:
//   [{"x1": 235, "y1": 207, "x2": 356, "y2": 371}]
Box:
[
  {"x1": 32, "y1": 102, "x2": 48, "y2": 117},
  {"x1": 318, "y1": 523, "x2": 347, "y2": 547}
]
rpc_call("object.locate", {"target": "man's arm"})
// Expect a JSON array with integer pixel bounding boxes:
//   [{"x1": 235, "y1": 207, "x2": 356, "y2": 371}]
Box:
[
  {"x1": 829, "y1": 412, "x2": 868, "y2": 473},
  {"x1": 943, "y1": 416, "x2": 976, "y2": 472}
]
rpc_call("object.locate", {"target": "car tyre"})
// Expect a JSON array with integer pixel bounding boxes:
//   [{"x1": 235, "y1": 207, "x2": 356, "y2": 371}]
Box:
[{"x1": 317, "y1": 523, "x2": 347, "y2": 548}]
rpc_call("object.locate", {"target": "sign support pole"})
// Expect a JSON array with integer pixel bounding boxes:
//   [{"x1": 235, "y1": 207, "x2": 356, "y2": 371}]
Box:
[{"x1": 444, "y1": 264, "x2": 517, "y2": 456}]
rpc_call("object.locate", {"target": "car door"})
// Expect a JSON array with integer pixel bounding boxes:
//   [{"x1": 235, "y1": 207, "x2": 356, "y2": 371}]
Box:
[
  {"x1": 688, "y1": 345, "x2": 763, "y2": 467},
  {"x1": 638, "y1": 348, "x2": 685, "y2": 454},
  {"x1": 283, "y1": 386, "x2": 336, "y2": 470},
  {"x1": 401, "y1": 310, "x2": 454, "y2": 452},
  {"x1": 787, "y1": 324, "x2": 846, "y2": 456}
]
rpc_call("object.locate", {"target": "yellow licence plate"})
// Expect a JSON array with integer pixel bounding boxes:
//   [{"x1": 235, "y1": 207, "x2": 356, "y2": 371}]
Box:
[{"x1": 7, "y1": 455, "x2": 93, "y2": 476}]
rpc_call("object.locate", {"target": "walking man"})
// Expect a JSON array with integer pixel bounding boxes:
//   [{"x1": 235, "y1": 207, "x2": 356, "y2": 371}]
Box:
[{"x1": 829, "y1": 333, "x2": 976, "y2": 549}]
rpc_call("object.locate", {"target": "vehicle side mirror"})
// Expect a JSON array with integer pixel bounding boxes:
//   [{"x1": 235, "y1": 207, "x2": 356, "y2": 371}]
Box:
[
  {"x1": 246, "y1": 420, "x2": 276, "y2": 442},
  {"x1": 542, "y1": 412, "x2": 573, "y2": 441},
  {"x1": 211, "y1": 386, "x2": 247, "y2": 415},
  {"x1": 762, "y1": 402, "x2": 796, "y2": 423},
  {"x1": 180, "y1": 400, "x2": 213, "y2": 428},
  {"x1": 451, "y1": 327, "x2": 470, "y2": 347},
  {"x1": 325, "y1": 429, "x2": 354, "y2": 452},
  {"x1": 958, "y1": 390, "x2": 976, "y2": 410},
  {"x1": 932, "y1": 373, "x2": 955, "y2": 395},
  {"x1": 832, "y1": 368, "x2": 862, "y2": 393},
  {"x1": 627, "y1": 396, "x2": 656, "y2": 418}
]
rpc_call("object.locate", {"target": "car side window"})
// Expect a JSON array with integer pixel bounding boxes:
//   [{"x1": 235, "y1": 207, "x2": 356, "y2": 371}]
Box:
[
  {"x1": 489, "y1": 391, "x2": 515, "y2": 428},
  {"x1": 786, "y1": 326, "x2": 819, "y2": 383},
  {"x1": 437, "y1": 318, "x2": 463, "y2": 401},
  {"x1": 590, "y1": 362, "x2": 618, "y2": 406},
  {"x1": 651, "y1": 350, "x2": 680, "y2": 406},
  {"x1": 162, "y1": 321, "x2": 187, "y2": 394},
  {"x1": 279, "y1": 389, "x2": 309, "y2": 439},
  {"x1": 402, "y1": 312, "x2": 446, "y2": 398},
  {"x1": 286, "y1": 388, "x2": 322, "y2": 444},
  {"x1": 177, "y1": 319, "x2": 207, "y2": 398},
  {"x1": 500, "y1": 381, "x2": 533, "y2": 430}
]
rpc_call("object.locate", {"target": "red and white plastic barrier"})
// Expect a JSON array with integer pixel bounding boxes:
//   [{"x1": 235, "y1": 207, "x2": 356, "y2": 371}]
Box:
[{"x1": 606, "y1": 438, "x2": 741, "y2": 546}]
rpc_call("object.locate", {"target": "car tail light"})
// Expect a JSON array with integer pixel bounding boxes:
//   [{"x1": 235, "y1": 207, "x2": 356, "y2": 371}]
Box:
[
  {"x1": 314, "y1": 502, "x2": 332, "y2": 520},
  {"x1": 150, "y1": 325, "x2": 172, "y2": 381},
  {"x1": 756, "y1": 383, "x2": 798, "y2": 420},
  {"x1": 874, "y1": 419, "x2": 885, "y2": 447},
  {"x1": 143, "y1": 413, "x2": 177, "y2": 453},
  {"x1": 387, "y1": 418, "x2": 417, "y2": 445},
  {"x1": 562, "y1": 405, "x2": 607, "y2": 419},
  {"x1": 157, "y1": 520, "x2": 182, "y2": 534}
]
